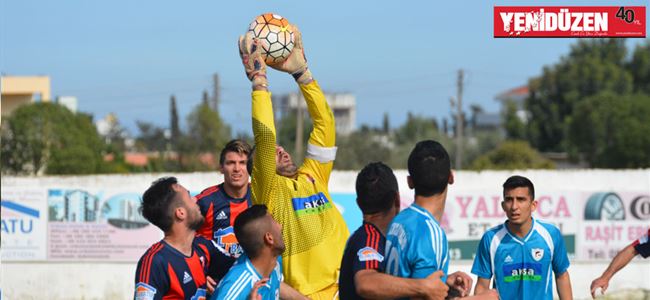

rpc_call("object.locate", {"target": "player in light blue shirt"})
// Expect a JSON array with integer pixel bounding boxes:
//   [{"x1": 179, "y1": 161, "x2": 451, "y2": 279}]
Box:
[
  {"x1": 385, "y1": 140, "x2": 498, "y2": 300},
  {"x1": 212, "y1": 205, "x2": 302, "y2": 300},
  {"x1": 471, "y1": 175, "x2": 573, "y2": 300},
  {"x1": 215, "y1": 255, "x2": 282, "y2": 300}
]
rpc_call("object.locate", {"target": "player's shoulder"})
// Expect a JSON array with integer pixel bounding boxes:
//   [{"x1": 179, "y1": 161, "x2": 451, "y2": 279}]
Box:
[
  {"x1": 482, "y1": 223, "x2": 506, "y2": 240},
  {"x1": 350, "y1": 224, "x2": 381, "y2": 246},
  {"x1": 138, "y1": 241, "x2": 167, "y2": 266},
  {"x1": 535, "y1": 219, "x2": 562, "y2": 236},
  {"x1": 193, "y1": 236, "x2": 212, "y2": 249},
  {"x1": 196, "y1": 184, "x2": 221, "y2": 200}
]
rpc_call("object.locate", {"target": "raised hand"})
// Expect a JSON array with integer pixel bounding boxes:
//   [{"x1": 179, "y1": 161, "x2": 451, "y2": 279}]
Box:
[
  {"x1": 238, "y1": 32, "x2": 268, "y2": 89},
  {"x1": 268, "y1": 25, "x2": 312, "y2": 84}
]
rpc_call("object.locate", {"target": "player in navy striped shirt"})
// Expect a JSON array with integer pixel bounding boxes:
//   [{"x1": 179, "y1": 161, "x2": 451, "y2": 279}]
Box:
[
  {"x1": 196, "y1": 139, "x2": 253, "y2": 283},
  {"x1": 339, "y1": 162, "x2": 449, "y2": 300},
  {"x1": 134, "y1": 177, "x2": 230, "y2": 300}
]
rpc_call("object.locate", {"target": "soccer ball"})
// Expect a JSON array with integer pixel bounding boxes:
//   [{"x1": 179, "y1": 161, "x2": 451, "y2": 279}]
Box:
[{"x1": 248, "y1": 13, "x2": 295, "y2": 65}]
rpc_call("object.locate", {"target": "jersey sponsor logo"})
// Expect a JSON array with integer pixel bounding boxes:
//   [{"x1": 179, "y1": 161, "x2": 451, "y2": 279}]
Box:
[
  {"x1": 190, "y1": 288, "x2": 207, "y2": 300},
  {"x1": 357, "y1": 246, "x2": 384, "y2": 262},
  {"x1": 503, "y1": 262, "x2": 543, "y2": 282},
  {"x1": 531, "y1": 248, "x2": 544, "y2": 261},
  {"x1": 291, "y1": 192, "x2": 332, "y2": 216},
  {"x1": 504, "y1": 255, "x2": 513, "y2": 263},
  {"x1": 215, "y1": 210, "x2": 228, "y2": 220},
  {"x1": 134, "y1": 282, "x2": 157, "y2": 300},
  {"x1": 214, "y1": 227, "x2": 243, "y2": 257},
  {"x1": 183, "y1": 271, "x2": 193, "y2": 284}
]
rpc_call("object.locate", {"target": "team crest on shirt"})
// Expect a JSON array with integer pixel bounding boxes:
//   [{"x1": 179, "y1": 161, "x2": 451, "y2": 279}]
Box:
[
  {"x1": 134, "y1": 282, "x2": 156, "y2": 300},
  {"x1": 214, "y1": 227, "x2": 243, "y2": 257},
  {"x1": 531, "y1": 248, "x2": 544, "y2": 261},
  {"x1": 357, "y1": 247, "x2": 384, "y2": 262}
]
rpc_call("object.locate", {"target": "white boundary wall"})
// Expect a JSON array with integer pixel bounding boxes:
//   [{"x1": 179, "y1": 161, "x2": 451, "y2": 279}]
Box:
[{"x1": 2, "y1": 170, "x2": 650, "y2": 299}]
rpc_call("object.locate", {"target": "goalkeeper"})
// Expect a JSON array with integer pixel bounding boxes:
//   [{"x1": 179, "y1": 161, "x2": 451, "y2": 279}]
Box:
[{"x1": 238, "y1": 26, "x2": 350, "y2": 299}]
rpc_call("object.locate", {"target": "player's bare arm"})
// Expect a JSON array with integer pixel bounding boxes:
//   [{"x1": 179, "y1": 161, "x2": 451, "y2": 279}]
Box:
[{"x1": 556, "y1": 271, "x2": 573, "y2": 300}]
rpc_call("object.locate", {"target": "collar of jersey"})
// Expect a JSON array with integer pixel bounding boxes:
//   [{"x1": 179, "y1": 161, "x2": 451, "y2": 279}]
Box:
[
  {"x1": 244, "y1": 257, "x2": 262, "y2": 282},
  {"x1": 218, "y1": 183, "x2": 251, "y2": 203},
  {"x1": 408, "y1": 203, "x2": 440, "y2": 225},
  {"x1": 161, "y1": 239, "x2": 195, "y2": 258},
  {"x1": 503, "y1": 217, "x2": 537, "y2": 244}
]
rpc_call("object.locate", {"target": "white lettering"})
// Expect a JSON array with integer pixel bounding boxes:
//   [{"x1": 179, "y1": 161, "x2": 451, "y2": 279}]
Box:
[
  {"x1": 595, "y1": 13, "x2": 607, "y2": 31},
  {"x1": 571, "y1": 13, "x2": 583, "y2": 31},
  {"x1": 500, "y1": 12, "x2": 514, "y2": 32}
]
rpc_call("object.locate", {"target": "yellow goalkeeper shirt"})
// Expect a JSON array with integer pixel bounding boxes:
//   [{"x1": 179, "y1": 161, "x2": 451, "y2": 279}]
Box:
[{"x1": 251, "y1": 81, "x2": 350, "y2": 295}]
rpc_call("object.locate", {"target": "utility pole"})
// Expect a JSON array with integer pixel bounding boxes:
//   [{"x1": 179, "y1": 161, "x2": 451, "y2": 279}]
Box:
[
  {"x1": 212, "y1": 73, "x2": 220, "y2": 112},
  {"x1": 455, "y1": 69, "x2": 464, "y2": 170}
]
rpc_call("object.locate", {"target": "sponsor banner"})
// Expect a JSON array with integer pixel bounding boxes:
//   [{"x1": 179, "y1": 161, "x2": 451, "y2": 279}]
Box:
[
  {"x1": 47, "y1": 189, "x2": 161, "y2": 261},
  {"x1": 1, "y1": 188, "x2": 47, "y2": 261},
  {"x1": 494, "y1": 6, "x2": 646, "y2": 37},
  {"x1": 2, "y1": 172, "x2": 650, "y2": 262},
  {"x1": 578, "y1": 191, "x2": 650, "y2": 260}
]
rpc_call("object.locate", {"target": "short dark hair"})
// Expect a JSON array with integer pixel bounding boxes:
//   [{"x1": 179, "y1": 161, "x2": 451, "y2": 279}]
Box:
[
  {"x1": 234, "y1": 204, "x2": 268, "y2": 259},
  {"x1": 407, "y1": 140, "x2": 451, "y2": 197},
  {"x1": 356, "y1": 162, "x2": 398, "y2": 215},
  {"x1": 140, "y1": 177, "x2": 182, "y2": 232},
  {"x1": 502, "y1": 175, "x2": 535, "y2": 200},
  {"x1": 220, "y1": 139, "x2": 252, "y2": 166}
]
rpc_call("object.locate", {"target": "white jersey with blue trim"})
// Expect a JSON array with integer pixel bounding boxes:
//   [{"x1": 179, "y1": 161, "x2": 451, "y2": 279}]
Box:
[
  {"x1": 384, "y1": 203, "x2": 449, "y2": 282},
  {"x1": 213, "y1": 255, "x2": 282, "y2": 300},
  {"x1": 471, "y1": 218, "x2": 570, "y2": 300}
]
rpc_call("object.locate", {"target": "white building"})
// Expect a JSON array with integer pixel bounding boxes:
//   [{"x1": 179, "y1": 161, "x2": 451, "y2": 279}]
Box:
[{"x1": 274, "y1": 92, "x2": 356, "y2": 135}]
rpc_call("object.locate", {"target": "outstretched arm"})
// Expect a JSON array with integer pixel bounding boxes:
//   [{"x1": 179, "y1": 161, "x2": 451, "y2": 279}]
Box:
[
  {"x1": 268, "y1": 25, "x2": 336, "y2": 183},
  {"x1": 590, "y1": 243, "x2": 638, "y2": 298},
  {"x1": 239, "y1": 33, "x2": 277, "y2": 209},
  {"x1": 355, "y1": 269, "x2": 448, "y2": 300}
]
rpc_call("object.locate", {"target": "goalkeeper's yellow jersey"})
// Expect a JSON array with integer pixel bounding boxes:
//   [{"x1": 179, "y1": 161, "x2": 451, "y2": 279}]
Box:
[{"x1": 251, "y1": 81, "x2": 350, "y2": 295}]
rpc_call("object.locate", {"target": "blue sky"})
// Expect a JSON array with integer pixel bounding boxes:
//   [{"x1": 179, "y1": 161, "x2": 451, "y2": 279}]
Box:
[{"x1": 1, "y1": 0, "x2": 647, "y2": 135}]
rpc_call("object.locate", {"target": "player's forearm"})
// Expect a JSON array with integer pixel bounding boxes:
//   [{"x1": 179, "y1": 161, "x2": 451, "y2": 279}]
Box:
[
  {"x1": 473, "y1": 278, "x2": 491, "y2": 296},
  {"x1": 601, "y1": 243, "x2": 637, "y2": 280},
  {"x1": 556, "y1": 272, "x2": 573, "y2": 300},
  {"x1": 299, "y1": 81, "x2": 336, "y2": 147},
  {"x1": 355, "y1": 271, "x2": 428, "y2": 299}
]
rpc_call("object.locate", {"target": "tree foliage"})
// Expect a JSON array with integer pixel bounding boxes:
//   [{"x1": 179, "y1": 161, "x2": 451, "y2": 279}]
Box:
[
  {"x1": 185, "y1": 99, "x2": 231, "y2": 153},
  {"x1": 470, "y1": 141, "x2": 555, "y2": 170},
  {"x1": 568, "y1": 92, "x2": 650, "y2": 168},
  {"x1": 527, "y1": 39, "x2": 633, "y2": 152},
  {"x1": 503, "y1": 101, "x2": 526, "y2": 140},
  {"x1": 1, "y1": 102, "x2": 105, "y2": 175}
]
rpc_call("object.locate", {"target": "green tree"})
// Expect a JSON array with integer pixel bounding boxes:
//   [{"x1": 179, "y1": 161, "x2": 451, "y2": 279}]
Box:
[
  {"x1": 134, "y1": 121, "x2": 167, "y2": 152},
  {"x1": 335, "y1": 126, "x2": 392, "y2": 170},
  {"x1": 382, "y1": 112, "x2": 390, "y2": 134},
  {"x1": 185, "y1": 96, "x2": 231, "y2": 153},
  {"x1": 503, "y1": 101, "x2": 526, "y2": 140},
  {"x1": 526, "y1": 39, "x2": 633, "y2": 152},
  {"x1": 170, "y1": 94, "x2": 181, "y2": 149},
  {"x1": 1, "y1": 102, "x2": 105, "y2": 175},
  {"x1": 470, "y1": 140, "x2": 555, "y2": 170},
  {"x1": 568, "y1": 92, "x2": 650, "y2": 168},
  {"x1": 627, "y1": 40, "x2": 650, "y2": 94},
  {"x1": 394, "y1": 112, "x2": 439, "y2": 145}
]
